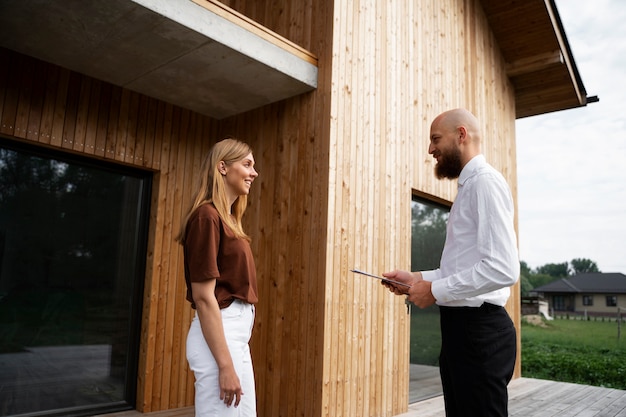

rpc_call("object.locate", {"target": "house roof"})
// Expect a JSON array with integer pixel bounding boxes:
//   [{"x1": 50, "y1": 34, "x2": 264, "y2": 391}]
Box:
[
  {"x1": 532, "y1": 273, "x2": 626, "y2": 294},
  {"x1": 479, "y1": 0, "x2": 596, "y2": 118},
  {"x1": 0, "y1": 0, "x2": 591, "y2": 120}
]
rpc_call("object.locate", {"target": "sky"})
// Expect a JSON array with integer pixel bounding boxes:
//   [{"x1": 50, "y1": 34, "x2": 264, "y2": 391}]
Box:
[{"x1": 515, "y1": 0, "x2": 626, "y2": 274}]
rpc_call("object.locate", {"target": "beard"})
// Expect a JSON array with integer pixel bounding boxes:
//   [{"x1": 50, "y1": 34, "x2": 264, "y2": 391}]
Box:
[{"x1": 434, "y1": 146, "x2": 463, "y2": 179}]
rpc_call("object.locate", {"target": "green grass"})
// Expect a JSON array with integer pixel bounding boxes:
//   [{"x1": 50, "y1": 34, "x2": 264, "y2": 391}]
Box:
[
  {"x1": 521, "y1": 318, "x2": 626, "y2": 389},
  {"x1": 409, "y1": 305, "x2": 441, "y2": 366},
  {"x1": 409, "y1": 313, "x2": 626, "y2": 389}
]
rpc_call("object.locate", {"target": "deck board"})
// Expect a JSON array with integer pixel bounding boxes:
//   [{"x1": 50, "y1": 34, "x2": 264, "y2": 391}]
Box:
[
  {"x1": 396, "y1": 377, "x2": 626, "y2": 417},
  {"x1": 96, "y1": 377, "x2": 626, "y2": 417}
]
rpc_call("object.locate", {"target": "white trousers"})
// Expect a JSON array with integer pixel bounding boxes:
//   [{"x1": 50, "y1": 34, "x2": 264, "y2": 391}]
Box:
[{"x1": 186, "y1": 299, "x2": 257, "y2": 417}]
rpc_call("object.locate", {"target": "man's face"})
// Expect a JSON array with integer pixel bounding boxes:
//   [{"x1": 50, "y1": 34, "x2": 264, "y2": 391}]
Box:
[{"x1": 429, "y1": 124, "x2": 463, "y2": 179}]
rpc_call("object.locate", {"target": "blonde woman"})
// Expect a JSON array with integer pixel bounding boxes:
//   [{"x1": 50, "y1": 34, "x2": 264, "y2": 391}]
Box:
[{"x1": 177, "y1": 138, "x2": 259, "y2": 416}]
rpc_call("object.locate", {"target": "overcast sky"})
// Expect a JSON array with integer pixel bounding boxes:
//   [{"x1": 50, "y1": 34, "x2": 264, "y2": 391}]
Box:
[{"x1": 515, "y1": 0, "x2": 626, "y2": 274}]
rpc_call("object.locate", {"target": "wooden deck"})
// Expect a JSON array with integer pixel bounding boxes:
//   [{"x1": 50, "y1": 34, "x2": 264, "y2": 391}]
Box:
[
  {"x1": 100, "y1": 377, "x2": 626, "y2": 417},
  {"x1": 396, "y1": 377, "x2": 626, "y2": 417}
]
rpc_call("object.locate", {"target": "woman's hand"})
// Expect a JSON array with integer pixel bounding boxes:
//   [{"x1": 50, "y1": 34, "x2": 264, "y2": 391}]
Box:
[
  {"x1": 192, "y1": 280, "x2": 243, "y2": 408},
  {"x1": 219, "y1": 365, "x2": 243, "y2": 407}
]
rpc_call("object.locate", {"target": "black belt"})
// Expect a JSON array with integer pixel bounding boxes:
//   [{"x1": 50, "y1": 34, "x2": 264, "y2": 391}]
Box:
[{"x1": 439, "y1": 302, "x2": 504, "y2": 314}]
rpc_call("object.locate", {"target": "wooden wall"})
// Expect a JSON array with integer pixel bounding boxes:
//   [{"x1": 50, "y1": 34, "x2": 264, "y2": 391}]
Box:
[
  {"x1": 224, "y1": 1, "x2": 520, "y2": 417},
  {"x1": 0, "y1": 47, "x2": 211, "y2": 411},
  {"x1": 0, "y1": 0, "x2": 521, "y2": 416}
]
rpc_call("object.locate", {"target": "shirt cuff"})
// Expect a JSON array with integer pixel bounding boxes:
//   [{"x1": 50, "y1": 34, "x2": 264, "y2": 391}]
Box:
[
  {"x1": 430, "y1": 279, "x2": 449, "y2": 303},
  {"x1": 420, "y1": 270, "x2": 438, "y2": 282}
]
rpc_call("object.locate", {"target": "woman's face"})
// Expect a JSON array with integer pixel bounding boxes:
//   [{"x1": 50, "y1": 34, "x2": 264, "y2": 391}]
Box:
[{"x1": 222, "y1": 152, "x2": 258, "y2": 200}]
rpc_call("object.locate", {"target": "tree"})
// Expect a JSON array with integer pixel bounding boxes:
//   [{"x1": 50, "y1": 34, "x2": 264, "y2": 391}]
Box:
[
  {"x1": 570, "y1": 258, "x2": 600, "y2": 274},
  {"x1": 411, "y1": 202, "x2": 448, "y2": 270},
  {"x1": 519, "y1": 261, "x2": 534, "y2": 297},
  {"x1": 519, "y1": 258, "x2": 603, "y2": 296},
  {"x1": 536, "y1": 262, "x2": 569, "y2": 278}
]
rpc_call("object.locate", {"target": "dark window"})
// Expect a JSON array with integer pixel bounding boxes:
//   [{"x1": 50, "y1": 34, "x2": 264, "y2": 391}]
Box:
[
  {"x1": 606, "y1": 296, "x2": 618, "y2": 307},
  {"x1": 582, "y1": 295, "x2": 593, "y2": 306},
  {"x1": 0, "y1": 138, "x2": 151, "y2": 417},
  {"x1": 409, "y1": 197, "x2": 449, "y2": 403},
  {"x1": 553, "y1": 295, "x2": 566, "y2": 311}
]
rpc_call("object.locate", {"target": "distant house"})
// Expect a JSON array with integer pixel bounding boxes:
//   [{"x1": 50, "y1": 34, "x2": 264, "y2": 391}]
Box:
[{"x1": 531, "y1": 273, "x2": 626, "y2": 316}]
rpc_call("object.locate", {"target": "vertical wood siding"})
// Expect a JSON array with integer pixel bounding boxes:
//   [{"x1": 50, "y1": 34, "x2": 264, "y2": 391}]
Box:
[
  {"x1": 0, "y1": 48, "x2": 228, "y2": 411},
  {"x1": 0, "y1": 0, "x2": 520, "y2": 415},
  {"x1": 226, "y1": 1, "x2": 520, "y2": 417}
]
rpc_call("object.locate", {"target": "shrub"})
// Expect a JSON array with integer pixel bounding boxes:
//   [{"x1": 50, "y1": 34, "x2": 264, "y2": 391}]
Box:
[{"x1": 521, "y1": 318, "x2": 626, "y2": 389}]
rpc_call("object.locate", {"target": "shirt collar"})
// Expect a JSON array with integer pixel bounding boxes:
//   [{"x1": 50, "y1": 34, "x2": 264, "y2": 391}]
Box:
[{"x1": 458, "y1": 154, "x2": 485, "y2": 186}]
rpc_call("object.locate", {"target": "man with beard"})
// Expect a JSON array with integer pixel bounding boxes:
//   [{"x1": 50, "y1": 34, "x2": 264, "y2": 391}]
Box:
[{"x1": 382, "y1": 108, "x2": 520, "y2": 417}]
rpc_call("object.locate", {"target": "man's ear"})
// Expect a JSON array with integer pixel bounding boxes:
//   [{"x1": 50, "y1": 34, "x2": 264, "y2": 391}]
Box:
[{"x1": 458, "y1": 126, "x2": 468, "y2": 143}]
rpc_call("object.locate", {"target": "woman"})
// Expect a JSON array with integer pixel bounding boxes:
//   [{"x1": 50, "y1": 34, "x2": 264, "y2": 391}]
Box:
[{"x1": 177, "y1": 137, "x2": 259, "y2": 416}]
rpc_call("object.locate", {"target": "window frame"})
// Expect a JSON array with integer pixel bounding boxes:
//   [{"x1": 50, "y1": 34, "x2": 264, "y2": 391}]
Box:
[
  {"x1": 408, "y1": 193, "x2": 451, "y2": 404},
  {"x1": 606, "y1": 295, "x2": 618, "y2": 307},
  {"x1": 0, "y1": 136, "x2": 152, "y2": 416}
]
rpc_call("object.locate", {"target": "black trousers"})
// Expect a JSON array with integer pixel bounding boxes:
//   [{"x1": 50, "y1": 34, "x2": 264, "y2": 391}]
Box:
[{"x1": 439, "y1": 303, "x2": 516, "y2": 417}]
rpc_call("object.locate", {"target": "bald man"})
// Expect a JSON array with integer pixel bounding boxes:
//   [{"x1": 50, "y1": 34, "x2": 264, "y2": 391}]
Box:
[{"x1": 383, "y1": 109, "x2": 520, "y2": 417}]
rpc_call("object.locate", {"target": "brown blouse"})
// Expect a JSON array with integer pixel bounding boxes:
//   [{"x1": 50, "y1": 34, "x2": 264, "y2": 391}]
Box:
[{"x1": 183, "y1": 203, "x2": 258, "y2": 309}]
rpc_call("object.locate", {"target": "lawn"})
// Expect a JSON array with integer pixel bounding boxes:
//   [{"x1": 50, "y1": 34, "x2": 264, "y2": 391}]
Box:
[
  {"x1": 410, "y1": 310, "x2": 626, "y2": 389},
  {"x1": 521, "y1": 317, "x2": 626, "y2": 389},
  {"x1": 409, "y1": 305, "x2": 441, "y2": 366}
]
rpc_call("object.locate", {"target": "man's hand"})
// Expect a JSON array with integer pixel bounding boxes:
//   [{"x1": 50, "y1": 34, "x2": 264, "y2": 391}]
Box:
[
  {"x1": 407, "y1": 279, "x2": 436, "y2": 308},
  {"x1": 381, "y1": 270, "x2": 417, "y2": 295},
  {"x1": 382, "y1": 270, "x2": 436, "y2": 308}
]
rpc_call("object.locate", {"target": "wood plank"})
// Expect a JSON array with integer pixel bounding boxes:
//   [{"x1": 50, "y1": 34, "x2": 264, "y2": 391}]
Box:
[
  {"x1": 14, "y1": 54, "x2": 34, "y2": 139},
  {"x1": 61, "y1": 72, "x2": 81, "y2": 150},
  {"x1": 94, "y1": 406, "x2": 194, "y2": 417},
  {"x1": 151, "y1": 106, "x2": 183, "y2": 410},
  {"x1": 93, "y1": 82, "x2": 112, "y2": 158},
  {"x1": 104, "y1": 86, "x2": 122, "y2": 161},
  {"x1": 170, "y1": 111, "x2": 200, "y2": 408},
  {"x1": 83, "y1": 78, "x2": 101, "y2": 155},
  {"x1": 398, "y1": 378, "x2": 626, "y2": 417},
  {"x1": 141, "y1": 98, "x2": 157, "y2": 168},
  {"x1": 38, "y1": 64, "x2": 60, "y2": 145},
  {"x1": 50, "y1": 68, "x2": 70, "y2": 148},
  {"x1": 25, "y1": 58, "x2": 46, "y2": 141},
  {"x1": 138, "y1": 101, "x2": 175, "y2": 412},
  {"x1": 132, "y1": 95, "x2": 149, "y2": 166},
  {"x1": 114, "y1": 89, "x2": 131, "y2": 163},
  {"x1": 124, "y1": 92, "x2": 140, "y2": 165},
  {"x1": 0, "y1": 48, "x2": 9, "y2": 132},
  {"x1": 72, "y1": 76, "x2": 92, "y2": 153},
  {"x1": 190, "y1": 0, "x2": 318, "y2": 65}
]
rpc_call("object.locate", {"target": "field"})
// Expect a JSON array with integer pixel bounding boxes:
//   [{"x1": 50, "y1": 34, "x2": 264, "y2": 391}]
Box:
[
  {"x1": 409, "y1": 305, "x2": 441, "y2": 366},
  {"x1": 410, "y1": 311, "x2": 626, "y2": 390},
  {"x1": 521, "y1": 317, "x2": 626, "y2": 389}
]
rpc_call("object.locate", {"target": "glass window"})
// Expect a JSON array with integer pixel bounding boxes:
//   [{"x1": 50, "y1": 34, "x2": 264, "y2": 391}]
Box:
[
  {"x1": 582, "y1": 295, "x2": 593, "y2": 306},
  {"x1": 409, "y1": 197, "x2": 449, "y2": 403},
  {"x1": 606, "y1": 296, "x2": 617, "y2": 307},
  {"x1": 0, "y1": 138, "x2": 151, "y2": 417},
  {"x1": 553, "y1": 295, "x2": 566, "y2": 311}
]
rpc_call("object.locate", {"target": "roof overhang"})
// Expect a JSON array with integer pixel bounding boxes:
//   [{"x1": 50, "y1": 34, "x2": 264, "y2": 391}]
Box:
[
  {"x1": 480, "y1": 0, "x2": 596, "y2": 118},
  {"x1": 0, "y1": 0, "x2": 318, "y2": 120}
]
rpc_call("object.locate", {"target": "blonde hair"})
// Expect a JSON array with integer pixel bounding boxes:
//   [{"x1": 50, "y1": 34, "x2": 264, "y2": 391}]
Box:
[{"x1": 176, "y1": 137, "x2": 253, "y2": 243}]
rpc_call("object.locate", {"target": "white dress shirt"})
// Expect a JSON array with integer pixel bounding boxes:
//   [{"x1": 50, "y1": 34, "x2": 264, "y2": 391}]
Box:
[{"x1": 421, "y1": 155, "x2": 520, "y2": 307}]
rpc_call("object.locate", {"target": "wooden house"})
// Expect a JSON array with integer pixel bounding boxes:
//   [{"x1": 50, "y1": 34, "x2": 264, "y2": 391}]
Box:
[{"x1": 0, "y1": 0, "x2": 592, "y2": 416}]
